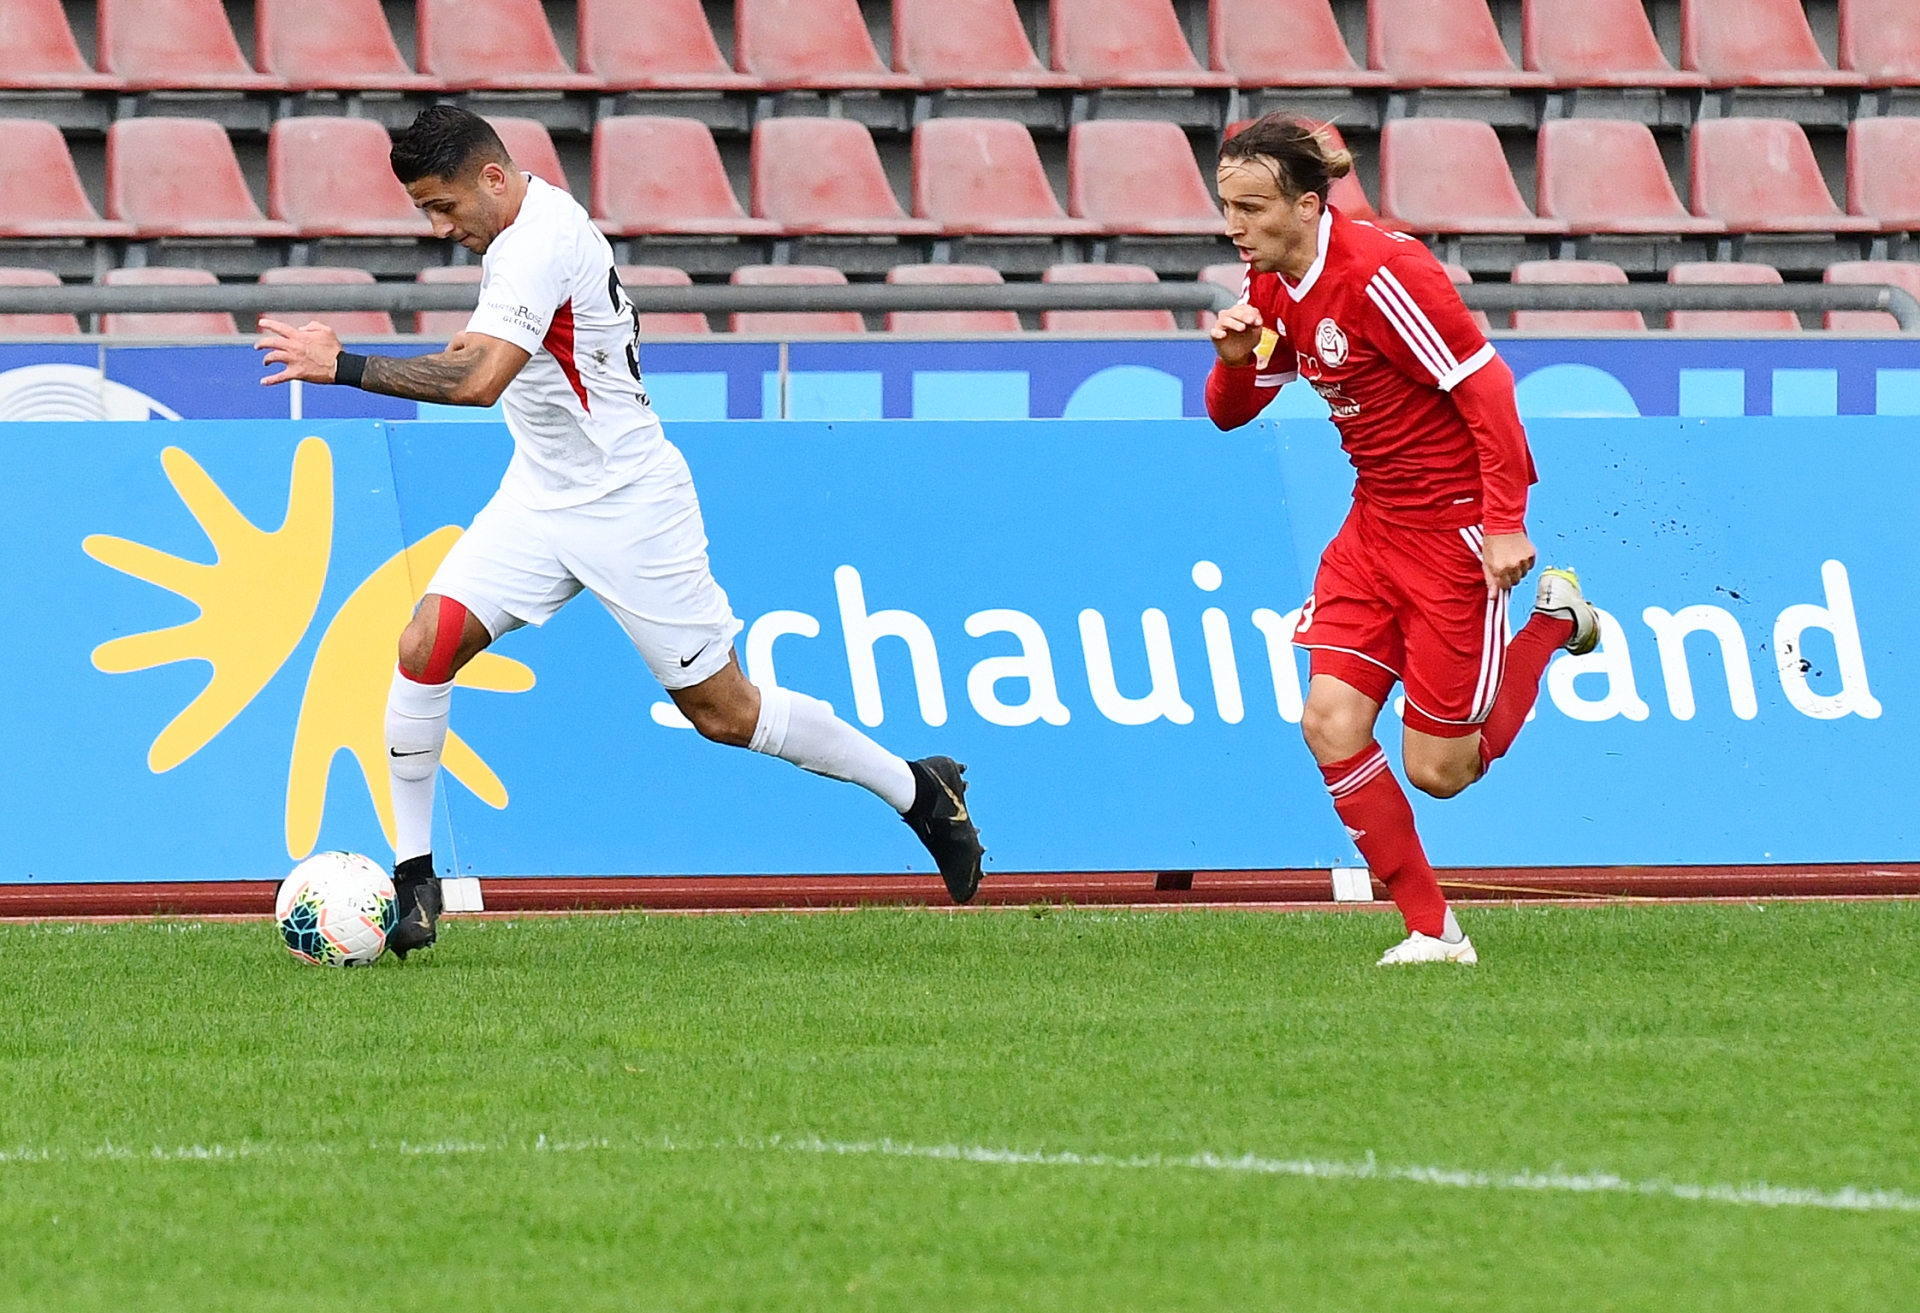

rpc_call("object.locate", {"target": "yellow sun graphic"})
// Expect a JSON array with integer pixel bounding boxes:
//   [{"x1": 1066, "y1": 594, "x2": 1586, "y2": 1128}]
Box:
[
  {"x1": 85, "y1": 437, "x2": 534, "y2": 861},
  {"x1": 84, "y1": 438, "x2": 333, "y2": 772},
  {"x1": 287, "y1": 525, "x2": 533, "y2": 860}
]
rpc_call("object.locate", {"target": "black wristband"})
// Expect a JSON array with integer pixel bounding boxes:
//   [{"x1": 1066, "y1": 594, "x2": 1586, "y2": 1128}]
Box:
[{"x1": 334, "y1": 352, "x2": 369, "y2": 388}]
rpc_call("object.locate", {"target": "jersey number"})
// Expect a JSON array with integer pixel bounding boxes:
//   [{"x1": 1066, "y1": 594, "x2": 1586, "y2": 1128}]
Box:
[{"x1": 606, "y1": 268, "x2": 644, "y2": 385}]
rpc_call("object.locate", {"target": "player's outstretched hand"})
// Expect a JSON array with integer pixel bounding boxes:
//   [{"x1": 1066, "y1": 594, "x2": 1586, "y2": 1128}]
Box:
[
  {"x1": 1481, "y1": 532, "x2": 1537, "y2": 591},
  {"x1": 1209, "y1": 303, "x2": 1266, "y2": 368},
  {"x1": 256, "y1": 318, "x2": 343, "y2": 387}
]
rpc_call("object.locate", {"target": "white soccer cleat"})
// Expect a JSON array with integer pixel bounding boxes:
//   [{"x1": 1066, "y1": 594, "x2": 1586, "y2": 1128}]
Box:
[
  {"x1": 1534, "y1": 567, "x2": 1600, "y2": 656},
  {"x1": 1376, "y1": 931, "x2": 1478, "y2": 966}
]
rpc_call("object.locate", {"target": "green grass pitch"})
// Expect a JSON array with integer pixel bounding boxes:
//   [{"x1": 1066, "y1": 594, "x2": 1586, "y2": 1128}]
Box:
[{"x1": 3, "y1": 902, "x2": 1917, "y2": 1311}]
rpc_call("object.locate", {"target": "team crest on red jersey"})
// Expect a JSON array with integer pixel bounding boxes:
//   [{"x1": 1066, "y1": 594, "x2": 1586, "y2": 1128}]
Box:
[{"x1": 1315, "y1": 318, "x2": 1349, "y2": 368}]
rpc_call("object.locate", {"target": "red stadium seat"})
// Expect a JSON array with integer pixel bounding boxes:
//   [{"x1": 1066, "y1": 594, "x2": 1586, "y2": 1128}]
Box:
[
  {"x1": 1536, "y1": 119, "x2": 1723, "y2": 235},
  {"x1": 0, "y1": 0, "x2": 123, "y2": 88},
  {"x1": 268, "y1": 118, "x2": 432, "y2": 238},
  {"x1": 415, "y1": 266, "x2": 480, "y2": 338},
  {"x1": 1681, "y1": 0, "x2": 1868, "y2": 87},
  {"x1": 0, "y1": 268, "x2": 81, "y2": 336},
  {"x1": 1377, "y1": 119, "x2": 1567, "y2": 235},
  {"x1": 1442, "y1": 261, "x2": 1494, "y2": 333},
  {"x1": 415, "y1": 0, "x2": 600, "y2": 90},
  {"x1": 1209, "y1": 0, "x2": 1390, "y2": 87},
  {"x1": 1510, "y1": 260, "x2": 1645, "y2": 332},
  {"x1": 730, "y1": 265, "x2": 865, "y2": 336},
  {"x1": 1049, "y1": 0, "x2": 1236, "y2": 87},
  {"x1": 1041, "y1": 263, "x2": 1178, "y2": 333},
  {"x1": 1225, "y1": 119, "x2": 1405, "y2": 231},
  {"x1": 0, "y1": 121, "x2": 135, "y2": 239},
  {"x1": 577, "y1": 0, "x2": 759, "y2": 89},
  {"x1": 1246, "y1": 119, "x2": 1412, "y2": 232},
  {"x1": 259, "y1": 267, "x2": 395, "y2": 337},
  {"x1": 735, "y1": 0, "x2": 919, "y2": 89},
  {"x1": 752, "y1": 118, "x2": 939, "y2": 236},
  {"x1": 1667, "y1": 262, "x2": 1799, "y2": 332},
  {"x1": 109, "y1": 119, "x2": 296, "y2": 238},
  {"x1": 617, "y1": 265, "x2": 711, "y2": 335},
  {"x1": 486, "y1": 118, "x2": 570, "y2": 193},
  {"x1": 1367, "y1": 0, "x2": 1553, "y2": 88},
  {"x1": 255, "y1": 0, "x2": 440, "y2": 90},
  {"x1": 1522, "y1": 0, "x2": 1706, "y2": 87},
  {"x1": 100, "y1": 267, "x2": 238, "y2": 337},
  {"x1": 97, "y1": 0, "x2": 283, "y2": 89},
  {"x1": 912, "y1": 119, "x2": 1098, "y2": 235},
  {"x1": 1823, "y1": 261, "x2": 1920, "y2": 332},
  {"x1": 893, "y1": 0, "x2": 1077, "y2": 87},
  {"x1": 1689, "y1": 119, "x2": 1878, "y2": 234},
  {"x1": 1840, "y1": 0, "x2": 1920, "y2": 85},
  {"x1": 593, "y1": 118, "x2": 777, "y2": 237},
  {"x1": 1846, "y1": 118, "x2": 1920, "y2": 230},
  {"x1": 885, "y1": 264, "x2": 1022, "y2": 333},
  {"x1": 1068, "y1": 121, "x2": 1222, "y2": 235}
]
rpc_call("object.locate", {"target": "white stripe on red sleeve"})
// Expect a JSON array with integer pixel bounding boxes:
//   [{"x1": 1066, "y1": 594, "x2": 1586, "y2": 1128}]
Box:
[
  {"x1": 1366, "y1": 278, "x2": 1454, "y2": 383},
  {"x1": 1435, "y1": 341, "x2": 1498, "y2": 392},
  {"x1": 1370, "y1": 267, "x2": 1459, "y2": 374}
]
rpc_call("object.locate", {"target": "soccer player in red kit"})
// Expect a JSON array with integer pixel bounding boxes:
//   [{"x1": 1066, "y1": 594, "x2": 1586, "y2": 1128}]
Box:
[{"x1": 1206, "y1": 114, "x2": 1600, "y2": 965}]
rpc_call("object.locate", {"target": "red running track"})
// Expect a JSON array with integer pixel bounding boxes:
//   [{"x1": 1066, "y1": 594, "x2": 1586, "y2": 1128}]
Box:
[{"x1": 2, "y1": 865, "x2": 1918, "y2": 918}]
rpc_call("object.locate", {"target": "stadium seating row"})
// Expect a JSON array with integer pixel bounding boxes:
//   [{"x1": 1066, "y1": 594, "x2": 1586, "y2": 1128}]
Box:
[
  {"x1": 1, "y1": 0, "x2": 1915, "y2": 93},
  {"x1": 1472, "y1": 258, "x2": 1920, "y2": 332},
  {"x1": 0, "y1": 260, "x2": 1179, "y2": 336},
  {"x1": 9, "y1": 257, "x2": 1913, "y2": 338},
  {"x1": 8, "y1": 112, "x2": 1918, "y2": 243}
]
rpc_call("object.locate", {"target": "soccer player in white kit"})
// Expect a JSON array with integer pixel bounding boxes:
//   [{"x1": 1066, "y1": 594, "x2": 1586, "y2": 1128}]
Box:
[{"x1": 258, "y1": 108, "x2": 984, "y2": 955}]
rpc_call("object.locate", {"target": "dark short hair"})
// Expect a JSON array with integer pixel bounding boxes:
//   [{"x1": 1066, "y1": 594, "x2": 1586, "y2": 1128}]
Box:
[
  {"x1": 1219, "y1": 114, "x2": 1354, "y2": 202},
  {"x1": 390, "y1": 106, "x2": 511, "y2": 185}
]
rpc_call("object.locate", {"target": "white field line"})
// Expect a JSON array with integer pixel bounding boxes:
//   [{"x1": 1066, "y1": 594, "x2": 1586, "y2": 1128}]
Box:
[
  {"x1": 2, "y1": 1133, "x2": 1916, "y2": 1217},
  {"x1": 770, "y1": 1136, "x2": 1920, "y2": 1215}
]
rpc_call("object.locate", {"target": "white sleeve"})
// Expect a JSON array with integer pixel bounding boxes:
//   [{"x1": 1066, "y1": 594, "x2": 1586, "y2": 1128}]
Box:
[{"x1": 465, "y1": 233, "x2": 565, "y2": 353}]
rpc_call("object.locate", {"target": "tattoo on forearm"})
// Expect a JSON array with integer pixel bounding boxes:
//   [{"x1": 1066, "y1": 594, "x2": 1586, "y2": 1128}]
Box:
[{"x1": 360, "y1": 352, "x2": 480, "y2": 404}]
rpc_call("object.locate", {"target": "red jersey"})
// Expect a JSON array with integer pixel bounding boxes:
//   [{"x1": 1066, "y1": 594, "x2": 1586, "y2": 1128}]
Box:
[{"x1": 1206, "y1": 206, "x2": 1535, "y2": 534}]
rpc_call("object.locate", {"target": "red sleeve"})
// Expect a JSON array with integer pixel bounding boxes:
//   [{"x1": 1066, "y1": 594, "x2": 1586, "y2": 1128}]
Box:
[
  {"x1": 1448, "y1": 354, "x2": 1537, "y2": 536},
  {"x1": 1206, "y1": 359, "x2": 1268, "y2": 430},
  {"x1": 1358, "y1": 251, "x2": 1497, "y2": 394},
  {"x1": 1206, "y1": 275, "x2": 1299, "y2": 430}
]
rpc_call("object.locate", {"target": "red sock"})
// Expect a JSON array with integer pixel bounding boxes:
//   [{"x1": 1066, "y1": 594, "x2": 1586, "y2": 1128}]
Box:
[
  {"x1": 1320, "y1": 743, "x2": 1447, "y2": 937},
  {"x1": 1477, "y1": 613, "x2": 1573, "y2": 773}
]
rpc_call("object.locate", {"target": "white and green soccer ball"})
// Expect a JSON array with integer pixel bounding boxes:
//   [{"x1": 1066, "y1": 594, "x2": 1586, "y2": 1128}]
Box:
[{"x1": 275, "y1": 852, "x2": 397, "y2": 967}]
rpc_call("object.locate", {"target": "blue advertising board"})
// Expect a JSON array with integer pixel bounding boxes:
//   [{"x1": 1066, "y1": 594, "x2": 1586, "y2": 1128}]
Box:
[{"x1": 0, "y1": 412, "x2": 1911, "y2": 883}]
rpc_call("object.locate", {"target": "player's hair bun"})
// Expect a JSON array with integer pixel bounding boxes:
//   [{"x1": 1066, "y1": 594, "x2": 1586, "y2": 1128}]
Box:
[
  {"x1": 1322, "y1": 140, "x2": 1355, "y2": 182},
  {"x1": 1221, "y1": 114, "x2": 1353, "y2": 200}
]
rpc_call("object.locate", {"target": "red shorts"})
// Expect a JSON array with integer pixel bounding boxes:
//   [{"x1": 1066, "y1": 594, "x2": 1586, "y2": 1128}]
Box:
[{"x1": 1292, "y1": 500, "x2": 1511, "y2": 738}]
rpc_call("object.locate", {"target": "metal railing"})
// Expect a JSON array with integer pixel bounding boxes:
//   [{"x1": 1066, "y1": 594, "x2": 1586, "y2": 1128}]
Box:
[
  {"x1": 0, "y1": 281, "x2": 1232, "y2": 318},
  {"x1": 1, "y1": 278, "x2": 1914, "y2": 331},
  {"x1": 1455, "y1": 282, "x2": 1920, "y2": 331}
]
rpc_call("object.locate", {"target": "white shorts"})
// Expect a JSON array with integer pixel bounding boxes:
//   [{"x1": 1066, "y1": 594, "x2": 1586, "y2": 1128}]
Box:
[{"x1": 428, "y1": 444, "x2": 742, "y2": 691}]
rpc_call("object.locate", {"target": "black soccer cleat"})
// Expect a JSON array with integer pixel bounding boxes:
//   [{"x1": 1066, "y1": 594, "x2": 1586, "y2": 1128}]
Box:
[
  {"x1": 388, "y1": 855, "x2": 441, "y2": 960},
  {"x1": 903, "y1": 756, "x2": 985, "y2": 904}
]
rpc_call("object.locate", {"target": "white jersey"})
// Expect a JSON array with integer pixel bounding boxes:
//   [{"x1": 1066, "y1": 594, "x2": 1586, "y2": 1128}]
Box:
[{"x1": 465, "y1": 176, "x2": 665, "y2": 510}]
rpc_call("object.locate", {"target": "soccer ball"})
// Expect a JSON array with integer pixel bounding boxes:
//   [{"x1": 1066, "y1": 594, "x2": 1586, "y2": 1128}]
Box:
[{"x1": 275, "y1": 852, "x2": 397, "y2": 967}]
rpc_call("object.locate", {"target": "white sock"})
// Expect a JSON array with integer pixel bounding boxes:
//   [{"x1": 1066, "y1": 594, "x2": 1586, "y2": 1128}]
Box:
[
  {"x1": 749, "y1": 685, "x2": 917, "y2": 813},
  {"x1": 1440, "y1": 909, "x2": 1465, "y2": 944},
  {"x1": 385, "y1": 668, "x2": 452, "y2": 863}
]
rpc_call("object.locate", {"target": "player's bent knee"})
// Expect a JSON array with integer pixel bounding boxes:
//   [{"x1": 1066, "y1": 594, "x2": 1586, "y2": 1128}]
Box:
[
  {"x1": 1301, "y1": 701, "x2": 1370, "y2": 762},
  {"x1": 1404, "y1": 755, "x2": 1475, "y2": 800},
  {"x1": 398, "y1": 596, "x2": 473, "y2": 683},
  {"x1": 685, "y1": 703, "x2": 755, "y2": 748},
  {"x1": 396, "y1": 624, "x2": 435, "y2": 680}
]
